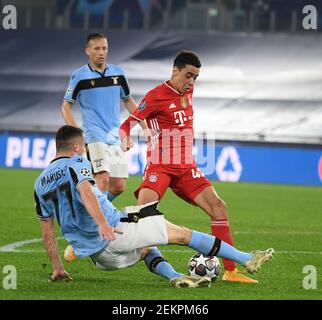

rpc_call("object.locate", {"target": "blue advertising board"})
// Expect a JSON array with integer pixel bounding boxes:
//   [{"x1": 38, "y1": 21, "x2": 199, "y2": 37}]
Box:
[{"x1": 0, "y1": 131, "x2": 321, "y2": 186}]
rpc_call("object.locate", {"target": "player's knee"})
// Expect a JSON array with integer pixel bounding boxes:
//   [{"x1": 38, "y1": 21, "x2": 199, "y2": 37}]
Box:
[
  {"x1": 109, "y1": 182, "x2": 125, "y2": 196},
  {"x1": 175, "y1": 226, "x2": 192, "y2": 245},
  {"x1": 95, "y1": 172, "x2": 110, "y2": 192},
  {"x1": 217, "y1": 198, "x2": 227, "y2": 211},
  {"x1": 210, "y1": 198, "x2": 228, "y2": 219},
  {"x1": 138, "y1": 188, "x2": 159, "y2": 205},
  {"x1": 140, "y1": 247, "x2": 153, "y2": 260}
]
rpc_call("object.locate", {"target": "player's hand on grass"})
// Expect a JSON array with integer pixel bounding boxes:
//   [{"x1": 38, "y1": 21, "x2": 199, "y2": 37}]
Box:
[
  {"x1": 99, "y1": 223, "x2": 123, "y2": 241},
  {"x1": 49, "y1": 269, "x2": 73, "y2": 282},
  {"x1": 121, "y1": 136, "x2": 133, "y2": 152}
]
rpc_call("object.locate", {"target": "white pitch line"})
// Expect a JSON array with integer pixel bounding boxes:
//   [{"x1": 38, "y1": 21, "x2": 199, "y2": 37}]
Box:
[
  {"x1": 0, "y1": 237, "x2": 322, "y2": 255},
  {"x1": 275, "y1": 250, "x2": 322, "y2": 255},
  {"x1": 234, "y1": 231, "x2": 321, "y2": 235},
  {"x1": 0, "y1": 237, "x2": 321, "y2": 256},
  {"x1": 0, "y1": 237, "x2": 64, "y2": 253},
  {"x1": 3, "y1": 249, "x2": 321, "y2": 255}
]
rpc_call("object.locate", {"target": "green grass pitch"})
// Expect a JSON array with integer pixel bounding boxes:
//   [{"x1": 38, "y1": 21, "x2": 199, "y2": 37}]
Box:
[{"x1": 0, "y1": 168, "x2": 321, "y2": 300}]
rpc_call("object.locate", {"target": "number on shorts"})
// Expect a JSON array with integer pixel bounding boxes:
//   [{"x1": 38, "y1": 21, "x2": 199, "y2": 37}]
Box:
[{"x1": 191, "y1": 168, "x2": 203, "y2": 179}]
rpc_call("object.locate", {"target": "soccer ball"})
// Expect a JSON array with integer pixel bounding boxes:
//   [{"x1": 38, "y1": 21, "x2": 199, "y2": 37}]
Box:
[{"x1": 188, "y1": 252, "x2": 221, "y2": 281}]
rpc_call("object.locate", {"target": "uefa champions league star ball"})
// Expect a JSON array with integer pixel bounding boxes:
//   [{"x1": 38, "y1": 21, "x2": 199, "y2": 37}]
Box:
[{"x1": 188, "y1": 252, "x2": 221, "y2": 281}]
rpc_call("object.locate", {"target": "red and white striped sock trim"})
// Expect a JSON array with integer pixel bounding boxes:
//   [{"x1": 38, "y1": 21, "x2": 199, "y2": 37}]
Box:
[{"x1": 211, "y1": 220, "x2": 230, "y2": 226}]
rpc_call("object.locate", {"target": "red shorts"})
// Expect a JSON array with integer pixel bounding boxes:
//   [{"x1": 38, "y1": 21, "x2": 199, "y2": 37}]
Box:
[{"x1": 134, "y1": 164, "x2": 212, "y2": 204}]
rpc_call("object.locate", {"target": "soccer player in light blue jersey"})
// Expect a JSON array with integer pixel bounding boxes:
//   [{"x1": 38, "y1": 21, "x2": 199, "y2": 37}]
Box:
[
  {"x1": 34, "y1": 125, "x2": 274, "y2": 286},
  {"x1": 61, "y1": 33, "x2": 146, "y2": 202}
]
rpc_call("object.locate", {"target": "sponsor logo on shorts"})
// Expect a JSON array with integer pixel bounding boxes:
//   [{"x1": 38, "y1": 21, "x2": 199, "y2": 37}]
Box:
[
  {"x1": 80, "y1": 168, "x2": 91, "y2": 177},
  {"x1": 148, "y1": 173, "x2": 158, "y2": 183},
  {"x1": 93, "y1": 158, "x2": 103, "y2": 168}
]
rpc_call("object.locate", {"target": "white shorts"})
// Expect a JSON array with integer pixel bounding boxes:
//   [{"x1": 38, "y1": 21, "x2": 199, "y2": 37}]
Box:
[
  {"x1": 91, "y1": 202, "x2": 168, "y2": 271},
  {"x1": 86, "y1": 142, "x2": 129, "y2": 178}
]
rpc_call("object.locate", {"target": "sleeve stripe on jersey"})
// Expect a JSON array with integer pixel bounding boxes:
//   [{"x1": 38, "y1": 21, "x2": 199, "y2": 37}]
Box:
[
  {"x1": 121, "y1": 94, "x2": 131, "y2": 101},
  {"x1": 76, "y1": 178, "x2": 95, "y2": 191},
  {"x1": 69, "y1": 167, "x2": 79, "y2": 186},
  {"x1": 37, "y1": 216, "x2": 53, "y2": 221},
  {"x1": 64, "y1": 98, "x2": 75, "y2": 104},
  {"x1": 34, "y1": 191, "x2": 44, "y2": 218},
  {"x1": 150, "y1": 118, "x2": 160, "y2": 133},
  {"x1": 130, "y1": 114, "x2": 143, "y2": 122},
  {"x1": 72, "y1": 75, "x2": 130, "y2": 101},
  {"x1": 121, "y1": 76, "x2": 130, "y2": 97}
]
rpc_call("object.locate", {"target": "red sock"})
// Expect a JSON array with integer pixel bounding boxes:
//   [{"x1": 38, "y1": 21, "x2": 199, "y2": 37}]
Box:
[{"x1": 211, "y1": 219, "x2": 236, "y2": 271}]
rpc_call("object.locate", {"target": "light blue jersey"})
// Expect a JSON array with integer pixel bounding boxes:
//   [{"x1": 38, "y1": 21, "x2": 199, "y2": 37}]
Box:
[
  {"x1": 34, "y1": 155, "x2": 121, "y2": 258},
  {"x1": 64, "y1": 64, "x2": 131, "y2": 144}
]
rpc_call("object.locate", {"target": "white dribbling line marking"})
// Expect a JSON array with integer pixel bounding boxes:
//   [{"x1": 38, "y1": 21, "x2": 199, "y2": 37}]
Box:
[
  {"x1": 0, "y1": 237, "x2": 321, "y2": 256},
  {"x1": 234, "y1": 231, "x2": 321, "y2": 235},
  {"x1": 0, "y1": 237, "x2": 64, "y2": 253},
  {"x1": 276, "y1": 250, "x2": 322, "y2": 255}
]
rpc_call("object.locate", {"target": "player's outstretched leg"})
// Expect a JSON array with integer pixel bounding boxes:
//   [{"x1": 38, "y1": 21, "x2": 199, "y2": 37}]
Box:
[
  {"x1": 187, "y1": 230, "x2": 275, "y2": 275},
  {"x1": 166, "y1": 222, "x2": 274, "y2": 278},
  {"x1": 143, "y1": 247, "x2": 211, "y2": 288}
]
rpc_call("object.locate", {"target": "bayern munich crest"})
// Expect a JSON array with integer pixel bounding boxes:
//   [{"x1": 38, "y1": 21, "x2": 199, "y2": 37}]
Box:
[{"x1": 148, "y1": 173, "x2": 158, "y2": 183}]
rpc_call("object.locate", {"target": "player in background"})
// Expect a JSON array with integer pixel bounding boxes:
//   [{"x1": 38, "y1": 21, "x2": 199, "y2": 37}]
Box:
[
  {"x1": 61, "y1": 33, "x2": 147, "y2": 202},
  {"x1": 34, "y1": 125, "x2": 274, "y2": 286},
  {"x1": 119, "y1": 51, "x2": 258, "y2": 283}
]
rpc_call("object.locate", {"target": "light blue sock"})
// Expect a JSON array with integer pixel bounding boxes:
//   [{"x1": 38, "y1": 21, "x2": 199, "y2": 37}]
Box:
[
  {"x1": 189, "y1": 230, "x2": 252, "y2": 265},
  {"x1": 144, "y1": 247, "x2": 182, "y2": 280},
  {"x1": 103, "y1": 191, "x2": 117, "y2": 202}
]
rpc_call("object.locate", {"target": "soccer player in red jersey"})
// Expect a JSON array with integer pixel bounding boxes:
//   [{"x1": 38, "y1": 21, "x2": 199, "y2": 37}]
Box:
[{"x1": 119, "y1": 51, "x2": 257, "y2": 283}]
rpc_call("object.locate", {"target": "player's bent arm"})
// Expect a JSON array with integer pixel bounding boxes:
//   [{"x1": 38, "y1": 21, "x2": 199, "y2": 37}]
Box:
[
  {"x1": 123, "y1": 97, "x2": 138, "y2": 114},
  {"x1": 61, "y1": 100, "x2": 78, "y2": 127},
  {"x1": 123, "y1": 98, "x2": 149, "y2": 134},
  {"x1": 78, "y1": 181, "x2": 122, "y2": 240},
  {"x1": 40, "y1": 219, "x2": 70, "y2": 280},
  {"x1": 119, "y1": 115, "x2": 141, "y2": 151}
]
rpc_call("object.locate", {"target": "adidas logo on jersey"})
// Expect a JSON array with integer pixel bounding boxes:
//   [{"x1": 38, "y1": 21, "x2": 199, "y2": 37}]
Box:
[{"x1": 169, "y1": 103, "x2": 176, "y2": 109}]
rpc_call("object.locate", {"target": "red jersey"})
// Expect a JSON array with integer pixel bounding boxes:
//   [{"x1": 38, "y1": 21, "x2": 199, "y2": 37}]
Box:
[{"x1": 123, "y1": 81, "x2": 195, "y2": 167}]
